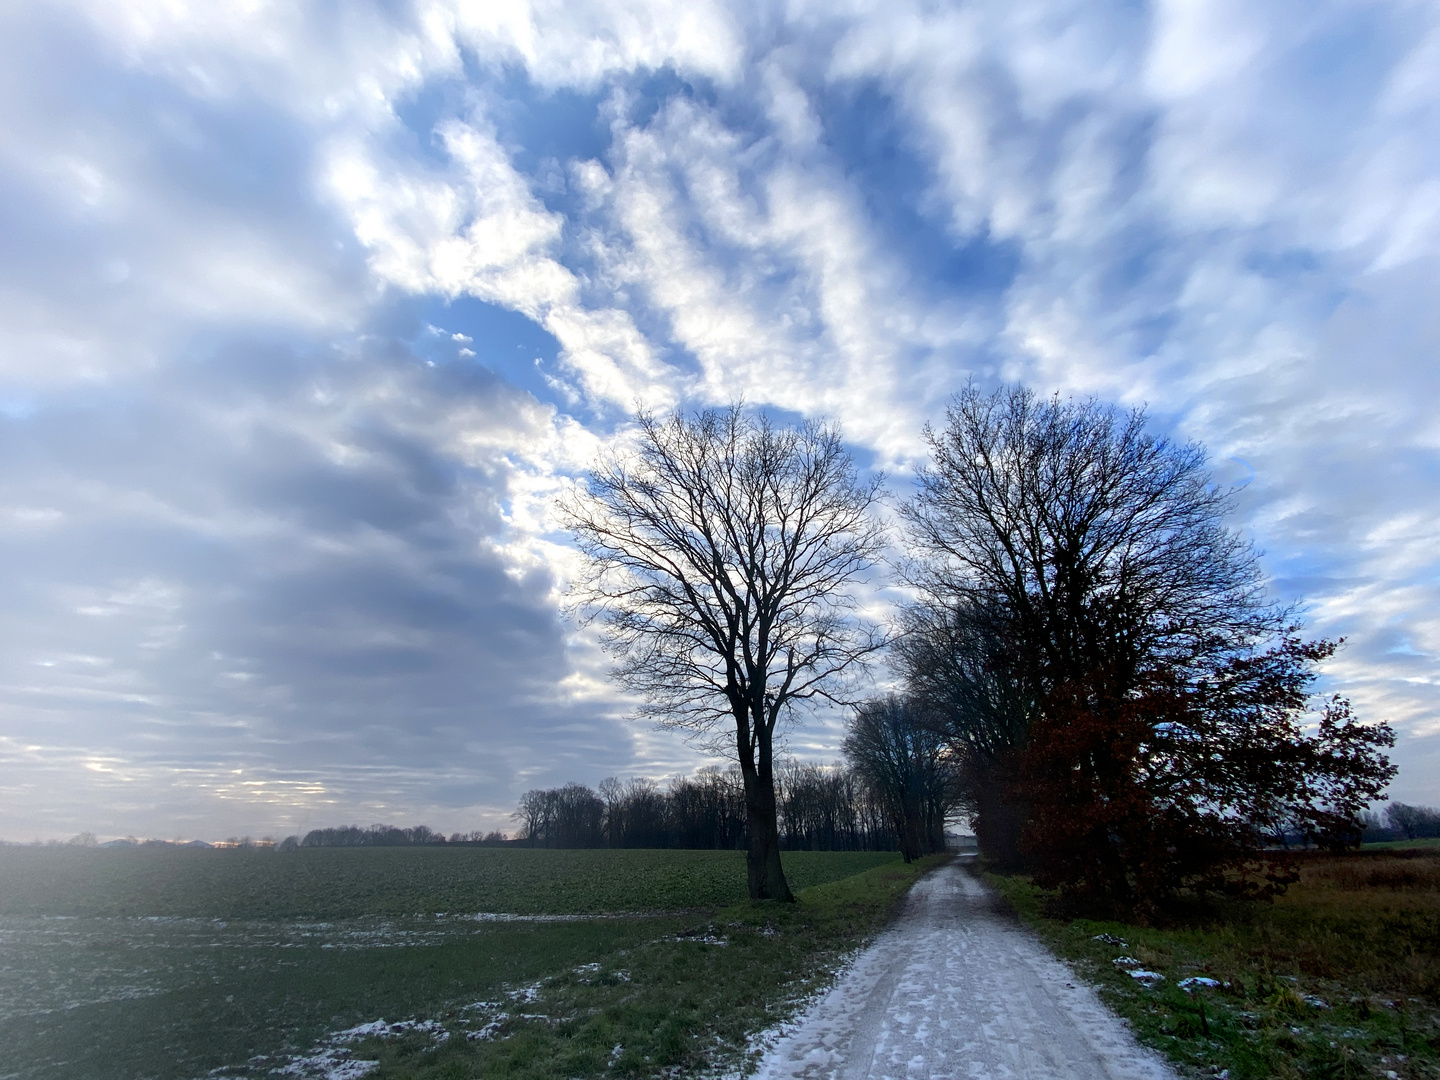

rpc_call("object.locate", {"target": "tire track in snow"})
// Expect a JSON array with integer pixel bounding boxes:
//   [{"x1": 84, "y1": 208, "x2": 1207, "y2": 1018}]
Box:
[{"x1": 753, "y1": 858, "x2": 1179, "y2": 1080}]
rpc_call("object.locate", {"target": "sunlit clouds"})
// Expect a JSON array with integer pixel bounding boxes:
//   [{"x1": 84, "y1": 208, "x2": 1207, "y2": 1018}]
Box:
[{"x1": 1, "y1": 0, "x2": 1438, "y2": 839}]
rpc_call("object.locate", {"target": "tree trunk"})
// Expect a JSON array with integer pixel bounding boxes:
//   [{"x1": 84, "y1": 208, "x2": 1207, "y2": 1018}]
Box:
[
  {"x1": 972, "y1": 762, "x2": 1028, "y2": 870},
  {"x1": 900, "y1": 793, "x2": 923, "y2": 863},
  {"x1": 739, "y1": 748, "x2": 795, "y2": 902}
]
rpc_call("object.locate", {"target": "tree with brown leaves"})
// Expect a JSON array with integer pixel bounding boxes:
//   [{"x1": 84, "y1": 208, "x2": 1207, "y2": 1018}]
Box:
[{"x1": 901, "y1": 384, "x2": 1395, "y2": 912}]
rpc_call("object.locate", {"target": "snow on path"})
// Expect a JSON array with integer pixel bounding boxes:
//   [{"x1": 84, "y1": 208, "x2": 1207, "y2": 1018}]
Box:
[{"x1": 753, "y1": 858, "x2": 1180, "y2": 1080}]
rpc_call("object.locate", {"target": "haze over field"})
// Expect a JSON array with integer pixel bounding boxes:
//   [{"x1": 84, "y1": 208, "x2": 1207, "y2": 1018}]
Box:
[{"x1": 2, "y1": 0, "x2": 1439, "y2": 842}]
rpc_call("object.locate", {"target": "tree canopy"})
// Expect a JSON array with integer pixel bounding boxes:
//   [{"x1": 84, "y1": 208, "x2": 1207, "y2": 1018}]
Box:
[
  {"x1": 843, "y1": 696, "x2": 960, "y2": 863},
  {"x1": 899, "y1": 384, "x2": 1395, "y2": 911},
  {"x1": 560, "y1": 405, "x2": 885, "y2": 900},
  {"x1": 558, "y1": 387, "x2": 1396, "y2": 912}
]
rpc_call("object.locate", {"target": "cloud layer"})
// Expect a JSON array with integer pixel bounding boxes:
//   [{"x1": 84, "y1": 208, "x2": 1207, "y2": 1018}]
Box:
[{"x1": 2, "y1": 0, "x2": 1438, "y2": 839}]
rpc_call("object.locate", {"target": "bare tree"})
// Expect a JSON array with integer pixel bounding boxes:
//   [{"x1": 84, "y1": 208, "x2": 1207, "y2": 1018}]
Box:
[
  {"x1": 1387, "y1": 802, "x2": 1440, "y2": 841},
  {"x1": 513, "y1": 789, "x2": 548, "y2": 847},
  {"x1": 843, "y1": 696, "x2": 959, "y2": 862},
  {"x1": 901, "y1": 383, "x2": 1284, "y2": 701},
  {"x1": 560, "y1": 406, "x2": 885, "y2": 900}
]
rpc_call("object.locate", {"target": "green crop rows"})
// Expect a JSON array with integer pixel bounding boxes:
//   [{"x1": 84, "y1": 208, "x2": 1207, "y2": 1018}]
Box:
[
  {"x1": 0, "y1": 847, "x2": 903, "y2": 1079},
  {"x1": 0, "y1": 846, "x2": 896, "y2": 919}
]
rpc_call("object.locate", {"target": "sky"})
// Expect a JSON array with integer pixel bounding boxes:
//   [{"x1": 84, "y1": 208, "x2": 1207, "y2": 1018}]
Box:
[{"x1": 2, "y1": 0, "x2": 1439, "y2": 842}]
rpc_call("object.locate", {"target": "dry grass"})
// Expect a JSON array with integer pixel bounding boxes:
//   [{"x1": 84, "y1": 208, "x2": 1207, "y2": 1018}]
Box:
[
  {"x1": 1301, "y1": 850, "x2": 1440, "y2": 895},
  {"x1": 989, "y1": 848, "x2": 1440, "y2": 1079},
  {"x1": 1262, "y1": 850, "x2": 1440, "y2": 1002}
]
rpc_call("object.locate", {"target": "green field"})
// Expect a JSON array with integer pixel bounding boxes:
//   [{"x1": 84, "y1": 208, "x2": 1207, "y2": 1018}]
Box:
[
  {"x1": 1365, "y1": 836, "x2": 1440, "y2": 852},
  {"x1": 0, "y1": 847, "x2": 909, "y2": 1079}
]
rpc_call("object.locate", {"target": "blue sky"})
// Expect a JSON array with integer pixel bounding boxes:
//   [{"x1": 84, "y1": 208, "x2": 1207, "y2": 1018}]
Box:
[{"x1": 2, "y1": 0, "x2": 1439, "y2": 841}]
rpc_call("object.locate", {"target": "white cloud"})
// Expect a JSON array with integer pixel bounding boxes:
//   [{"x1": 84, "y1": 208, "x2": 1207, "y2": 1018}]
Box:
[
  {"x1": 2, "y1": 0, "x2": 1439, "y2": 836},
  {"x1": 325, "y1": 118, "x2": 675, "y2": 409},
  {"x1": 447, "y1": 0, "x2": 745, "y2": 90}
]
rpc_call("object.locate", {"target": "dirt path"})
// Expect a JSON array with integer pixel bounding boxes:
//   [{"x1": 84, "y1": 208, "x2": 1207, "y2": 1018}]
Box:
[{"x1": 753, "y1": 858, "x2": 1179, "y2": 1080}]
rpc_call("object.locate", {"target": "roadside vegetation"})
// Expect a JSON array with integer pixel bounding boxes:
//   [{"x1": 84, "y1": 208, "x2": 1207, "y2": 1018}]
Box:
[
  {"x1": 354, "y1": 854, "x2": 946, "y2": 1079},
  {"x1": 986, "y1": 846, "x2": 1440, "y2": 1079}
]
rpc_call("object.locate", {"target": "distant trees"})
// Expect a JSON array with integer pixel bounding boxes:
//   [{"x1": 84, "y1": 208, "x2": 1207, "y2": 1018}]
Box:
[
  {"x1": 665, "y1": 769, "x2": 748, "y2": 849},
  {"x1": 290, "y1": 827, "x2": 512, "y2": 849},
  {"x1": 775, "y1": 760, "x2": 897, "y2": 853},
  {"x1": 299, "y1": 824, "x2": 448, "y2": 848},
  {"x1": 448, "y1": 830, "x2": 507, "y2": 845},
  {"x1": 1386, "y1": 802, "x2": 1440, "y2": 841},
  {"x1": 899, "y1": 384, "x2": 1396, "y2": 911},
  {"x1": 513, "y1": 783, "x2": 605, "y2": 848},
  {"x1": 598, "y1": 777, "x2": 673, "y2": 848},
  {"x1": 843, "y1": 697, "x2": 960, "y2": 862},
  {"x1": 512, "y1": 763, "x2": 901, "y2": 852},
  {"x1": 561, "y1": 406, "x2": 885, "y2": 900}
]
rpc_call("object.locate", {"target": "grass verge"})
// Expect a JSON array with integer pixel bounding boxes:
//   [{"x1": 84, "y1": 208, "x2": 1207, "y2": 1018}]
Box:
[
  {"x1": 349, "y1": 854, "x2": 949, "y2": 1080},
  {"x1": 984, "y1": 850, "x2": 1440, "y2": 1079}
]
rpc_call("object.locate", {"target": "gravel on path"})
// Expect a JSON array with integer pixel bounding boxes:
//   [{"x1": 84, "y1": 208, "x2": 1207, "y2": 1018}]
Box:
[{"x1": 753, "y1": 858, "x2": 1180, "y2": 1080}]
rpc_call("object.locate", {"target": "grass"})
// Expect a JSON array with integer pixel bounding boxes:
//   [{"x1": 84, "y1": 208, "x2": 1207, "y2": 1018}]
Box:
[
  {"x1": 985, "y1": 849, "x2": 1440, "y2": 1079},
  {"x1": 1365, "y1": 837, "x2": 1440, "y2": 853},
  {"x1": 0, "y1": 847, "x2": 913, "y2": 1080},
  {"x1": 351, "y1": 854, "x2": 948, "y2": 1079},
  {"x1": 4, "y1": 914, "x2": 677, "y2": 1080}
]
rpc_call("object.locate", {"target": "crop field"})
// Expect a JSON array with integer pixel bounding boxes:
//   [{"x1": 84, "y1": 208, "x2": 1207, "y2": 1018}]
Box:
[
  {"x1": 988, "y1": 846, "x2": 1440, "y2": 1079},
  {"x1": 0, "y1": 847, "x2": 906, "y2": 1080},
  {"x1": 1366, "y1": 836, "x2": 1440, "y2": 853}
]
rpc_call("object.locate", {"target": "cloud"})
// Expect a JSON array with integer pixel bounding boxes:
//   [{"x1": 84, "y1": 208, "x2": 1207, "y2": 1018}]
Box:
[
  {"x1": 325, "y1": 114, "x2": 679, "y2": 410},
  {"x1": 817, "y1": 0, "x2": 1440, "y2": 799},
  {"x1": 2, "y1": 0, "x2": 1439, "y2": 839},
  {"x1": 0, "y1": 334, "x2": 658, "y2": 837}
]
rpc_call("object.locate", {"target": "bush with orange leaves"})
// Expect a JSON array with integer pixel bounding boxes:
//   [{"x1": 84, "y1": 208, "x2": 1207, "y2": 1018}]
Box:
[{"x1": 1017, "y1": 639, "x2": 1395, "y2": 916}]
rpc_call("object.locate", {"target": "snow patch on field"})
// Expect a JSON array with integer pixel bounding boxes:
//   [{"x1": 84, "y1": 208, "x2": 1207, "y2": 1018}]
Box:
[
  {"x1": 272, "y1": 1048, "x2": 379, "y2": 1080},
  {"x1": 271, "y1": 1018, "x2": 449, "y2": 1078},
  {"x1": 463, "y1": 911, "x2": 653, "y2": 922},
  {"x1": 1126, "y1": 969, "x2": 1166, "y2": 987},
  {"x1": 721, "y1": 946, "x2": 869, "y2": 1078},
  {"x1": 1178, "y1": 976, "x2": 1222, "y2": 992}
]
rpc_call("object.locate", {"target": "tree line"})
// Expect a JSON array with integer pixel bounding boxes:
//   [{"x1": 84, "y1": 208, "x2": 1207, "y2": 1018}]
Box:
[
  {"x1": 286, "y1": 742, "x2": 960, "y2": 858},
  {"x1": 561, "y1": 388, "x2": 1398, "y2": 912},
  {"x1": 1360, "y1": 802, "x2": 1440, "y2": 843},
  {"x1": 511, "y1": 758, "x2": 946, "y2": 853},
  {"x1": 274, "y1": 824, "x2": 509, "y2": 849},
  {"x1": 252, "y1": 792, "x2": 1440, "y2": 853}
]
